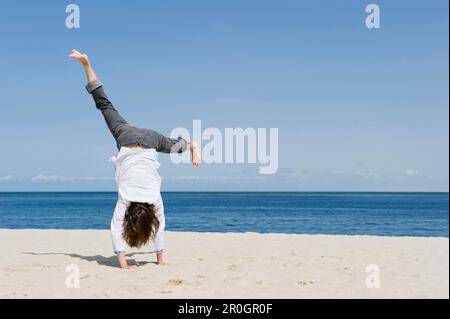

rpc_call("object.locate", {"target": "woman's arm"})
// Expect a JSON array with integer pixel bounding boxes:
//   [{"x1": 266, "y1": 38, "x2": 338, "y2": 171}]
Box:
[
  {"x1": 111, "y1": 198, "x2": 137, "y2": 269},
  {"x1": 153, "y1": 198, "x2": 166, "y2": 265}
]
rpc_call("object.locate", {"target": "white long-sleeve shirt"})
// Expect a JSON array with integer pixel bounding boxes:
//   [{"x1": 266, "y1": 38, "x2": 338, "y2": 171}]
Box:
[{"x1": 110, "y1": 147, "x2": 165, "y2": 255}]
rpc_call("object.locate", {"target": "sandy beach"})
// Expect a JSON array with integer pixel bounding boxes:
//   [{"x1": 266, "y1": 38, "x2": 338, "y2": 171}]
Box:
[{"x1": 0, "y1": 229, "x2": 448, "y2": 299}]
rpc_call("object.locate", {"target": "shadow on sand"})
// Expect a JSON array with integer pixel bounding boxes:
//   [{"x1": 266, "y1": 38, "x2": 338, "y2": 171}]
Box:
[{"x1": 21, "y1": 251, "x2": 158, "y2": 268}]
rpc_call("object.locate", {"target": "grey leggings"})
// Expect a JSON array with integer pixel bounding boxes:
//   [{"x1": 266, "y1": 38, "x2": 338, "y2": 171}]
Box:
[{"x1": 86, "y1": 79, "x2": 187, "y2": 152}]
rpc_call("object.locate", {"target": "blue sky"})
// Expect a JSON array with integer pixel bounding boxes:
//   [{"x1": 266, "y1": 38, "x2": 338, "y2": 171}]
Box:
[{"x1": 0, "y1": 0, "x2": 448, "y2": 191}]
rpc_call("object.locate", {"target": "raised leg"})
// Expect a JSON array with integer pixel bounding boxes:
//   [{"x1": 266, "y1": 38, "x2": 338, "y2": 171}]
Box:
[{"x1": 70, "y1": 50, "x2": 129, "y2": 143}]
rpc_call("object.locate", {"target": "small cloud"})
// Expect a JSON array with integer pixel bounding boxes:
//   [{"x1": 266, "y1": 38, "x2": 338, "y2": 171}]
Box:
[
  {"x1": 356, "y1": 171, "x2": 380, "y2": 179},
  {"x1": 170, "y1": 175, "x2": 238, "y2": 181},
  {"x1": 0, "y1": 175, "x2": 14, "y2": 182},
  {"x1": 170, "y1": 175, "x2": 202, "y2": 181},
  {"x1": 31, "y1": 174, "x2": 114, "y2": 183},
  {"x1": 329, "y1": 170, "x2": 348, "y2": 176},
  {"x1": 170, "y1": 175, "x2": 266, "y2": 181},
  {"x1": 32, "y1": 174, "x2": 60, "y2": 182},
  {"x1": 406, "y1": 170, "x2": 421, "y2": 177},
  {"x1": 276, "y1": 168, "x2": 309, "y2": 178}
]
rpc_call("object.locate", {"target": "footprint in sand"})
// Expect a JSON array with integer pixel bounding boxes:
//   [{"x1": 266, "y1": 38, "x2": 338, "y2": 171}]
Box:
[
  {"x1": 194, "y1": 275, "x2": 208, "y2": 285},
  {"x1": 297, "y1": 281, "x2": 313, "y2": 286},
  {"x1": 132, "y1": 286, "x2": 146, "y2": 293},
  {"x1": 224, "y1": 276, "x2": 241, "y2": 283},
  {"x1": 159, "y1": 290, "x2": 173, "y2": 294},
  {"x1": 334, "y1": 267, "x2": 353, "y2": 275},
  {"x1": 282, "y1": 261, "x2": 303, "y2": 268},
  {"x1": 226, "y1": 264, "x2": 242, "y2": 272},
  {"x1": 320, "y1": 255, "x2": 342, "y2": 260},
  {"x1": 168, "y1": 279, "x2": 184, "y2": 285},
  {"x1": 2, "y1": 267, "x2": 22, "y2": 273},
  {"x1": 31, "y1": 263, "x2": 51, "y2": 268}
]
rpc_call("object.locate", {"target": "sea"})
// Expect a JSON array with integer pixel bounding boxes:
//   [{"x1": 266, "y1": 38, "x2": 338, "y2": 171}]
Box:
[{"x1": 0, "y1": 192, "x2": 448, "y2": 237}]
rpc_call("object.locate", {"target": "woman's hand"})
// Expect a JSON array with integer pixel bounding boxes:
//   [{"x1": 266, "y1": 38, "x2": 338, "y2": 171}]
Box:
[
  {"x1": 117, "y1": 254, "x2": 137, "y2": 270},
  {"x1": 156, "y1": 252, "x2": 164, "y2": 266}
]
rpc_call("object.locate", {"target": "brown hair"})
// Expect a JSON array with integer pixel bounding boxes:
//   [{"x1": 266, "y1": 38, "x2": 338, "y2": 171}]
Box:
[{"x1": 123, "y1": 202, "x2": 160, "y2": 248}]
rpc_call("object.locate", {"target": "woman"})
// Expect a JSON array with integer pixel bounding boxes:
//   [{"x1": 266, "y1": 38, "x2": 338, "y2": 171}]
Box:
[{"x1": 70, "y1": 50, "x2": 201, "y2": 269}]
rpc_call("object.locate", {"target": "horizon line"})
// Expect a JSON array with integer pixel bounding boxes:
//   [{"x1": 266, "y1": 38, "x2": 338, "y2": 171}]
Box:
[{"x1": 0, "y1": 190, "x2": 448, "y2": 194}]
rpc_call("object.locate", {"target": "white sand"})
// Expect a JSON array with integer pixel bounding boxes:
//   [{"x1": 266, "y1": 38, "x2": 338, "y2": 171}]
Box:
[{"x1": 0, "y1": 229, "x2": 448, "y2": 299}]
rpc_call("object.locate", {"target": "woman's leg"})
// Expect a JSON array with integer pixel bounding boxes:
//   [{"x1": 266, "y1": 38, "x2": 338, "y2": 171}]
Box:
[
  {"x1": 89, "y1": 84, "x2": 129, "y2": 142},
  {"x1": 70, "y1": 50, "x2": 129, "y2": 144},
  {"x1": 70, "y1": 49, "x2": 201, "y2": 166}
]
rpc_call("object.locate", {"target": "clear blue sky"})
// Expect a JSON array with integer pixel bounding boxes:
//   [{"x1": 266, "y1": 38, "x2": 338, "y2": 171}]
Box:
[{"x1": 0, "y1": 0, "x2": 448, "y2": 191}]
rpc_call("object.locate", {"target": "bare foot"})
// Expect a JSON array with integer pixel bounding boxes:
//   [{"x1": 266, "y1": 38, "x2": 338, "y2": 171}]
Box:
[{"x1": 69, "y1": 49, "x2": 89, "y2": 65}]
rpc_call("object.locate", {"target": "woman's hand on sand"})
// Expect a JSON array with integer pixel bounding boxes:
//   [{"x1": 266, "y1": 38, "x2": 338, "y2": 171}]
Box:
[
  {"x1": 117, "y1": 255, "x2": 137, "y2": 269},
  {"x1": 121, "y1": 265, "x2": 138, "y2": 270},
  {"x1": 69, "y1": 49, "x2": 89, "y2": 65},
  {"x1": 157, "y1": 252, "x2": 165, "y2": 266},
  {"x1": 190, "y1": 142, "x2": 201, "y2": 168}
]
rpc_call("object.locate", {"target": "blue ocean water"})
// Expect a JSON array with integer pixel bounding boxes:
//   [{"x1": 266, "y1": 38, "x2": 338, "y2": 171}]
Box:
[{"x1": 0, "y1": 192, "x2": 448, "y2": 237}]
